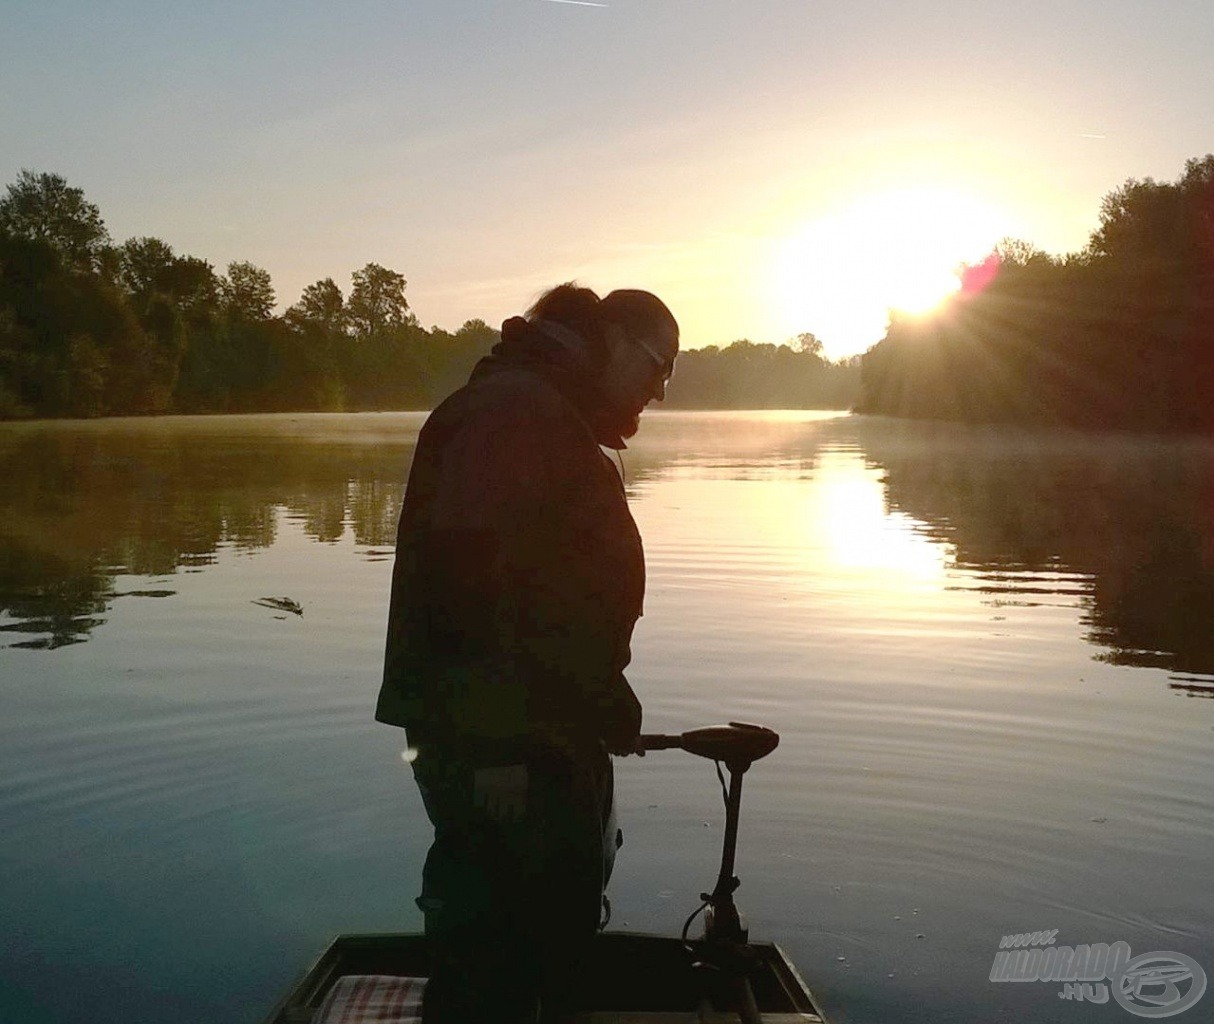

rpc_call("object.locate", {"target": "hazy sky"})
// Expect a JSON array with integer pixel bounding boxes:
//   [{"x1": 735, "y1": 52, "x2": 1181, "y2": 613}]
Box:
[{"x1": 3, "y1": 0, "x2": 1212, "y2": 357}]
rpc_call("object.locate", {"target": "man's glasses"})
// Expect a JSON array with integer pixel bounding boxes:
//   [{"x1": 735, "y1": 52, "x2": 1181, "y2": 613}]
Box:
[{"x1": 632, "y1": 335, "x2": 676, "y2": 385}]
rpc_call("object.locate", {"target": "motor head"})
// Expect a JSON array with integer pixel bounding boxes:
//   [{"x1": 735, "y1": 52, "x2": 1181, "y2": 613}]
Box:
[{"x1": 676, "y1": 722, "x2": 779, "y2": 767}]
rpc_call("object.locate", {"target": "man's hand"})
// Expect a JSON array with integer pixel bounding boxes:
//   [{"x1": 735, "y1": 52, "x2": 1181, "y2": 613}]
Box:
[
  {"x1": 609, "y1": 737, "x2": 646, "y2": 757},
  {"x1": 472, "y1": 764, "x2": 528, "y2": 821}
]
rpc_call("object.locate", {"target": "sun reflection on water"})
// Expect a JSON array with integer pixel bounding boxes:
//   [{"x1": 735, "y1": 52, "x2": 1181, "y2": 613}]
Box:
[{"x1": 813, "y1": 449, "x2": 951, "y2": 580}]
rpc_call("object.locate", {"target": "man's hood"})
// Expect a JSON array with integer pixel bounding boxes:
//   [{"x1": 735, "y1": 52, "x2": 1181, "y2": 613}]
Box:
[{"x1": 468, "y1": 316, "x2": 628, "y2": 450}]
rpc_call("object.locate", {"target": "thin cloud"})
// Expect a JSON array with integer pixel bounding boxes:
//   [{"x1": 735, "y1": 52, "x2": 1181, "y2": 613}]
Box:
[{"x1": 540, "y1": 0, "x2": 609, "y2": 7}]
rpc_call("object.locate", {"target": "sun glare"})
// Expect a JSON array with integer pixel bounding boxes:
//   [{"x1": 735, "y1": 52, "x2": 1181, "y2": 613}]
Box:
[{"x1": 769, "y1": 186, "x2": 1013, "y2": 357}]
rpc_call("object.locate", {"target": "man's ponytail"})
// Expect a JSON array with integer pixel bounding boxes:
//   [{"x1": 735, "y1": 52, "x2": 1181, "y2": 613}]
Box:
[{"x1": 526, "y1": 282, "x2": 609, "y2": 365}]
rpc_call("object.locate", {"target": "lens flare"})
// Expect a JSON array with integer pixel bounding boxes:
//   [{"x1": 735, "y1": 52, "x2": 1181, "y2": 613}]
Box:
[{"x1": 769, "y1": 185, "x2": 1014, "y2": 355}]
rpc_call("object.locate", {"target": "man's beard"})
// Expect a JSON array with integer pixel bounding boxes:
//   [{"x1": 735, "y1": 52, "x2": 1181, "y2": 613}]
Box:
[
  {"x1": 593, "y1": 384, "x2": 642, "y2": 441},
  {"x1": 606, "y1": 406, "x2": 641, "y2": 439}
]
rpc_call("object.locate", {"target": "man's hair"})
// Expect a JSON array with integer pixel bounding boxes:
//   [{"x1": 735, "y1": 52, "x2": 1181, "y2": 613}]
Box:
[
  {"x1": 526, "y1": 283, "x2": 605, "y2": 347},
  {"x1": 527, "y1": 283, "x2": 679, "y2": 360},
  {"x1": 600, "y1": 289, "x2": 679, "y2": 347}
]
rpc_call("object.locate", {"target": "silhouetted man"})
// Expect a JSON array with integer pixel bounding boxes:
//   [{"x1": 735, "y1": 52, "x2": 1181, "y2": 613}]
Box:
[{"x1": 377, "y1": 283, "x2": 678, "y2": 1022}]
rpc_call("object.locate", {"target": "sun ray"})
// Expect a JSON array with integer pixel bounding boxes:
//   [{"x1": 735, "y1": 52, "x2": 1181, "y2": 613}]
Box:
[{"x1": 768, "y1": 186, "x2": 1015, "y2": 357}]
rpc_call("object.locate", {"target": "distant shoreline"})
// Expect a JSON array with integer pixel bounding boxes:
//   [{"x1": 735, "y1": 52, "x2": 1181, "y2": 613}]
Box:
[{"x1": 0, "y1": 403, "x2": 856, "y2": 428}]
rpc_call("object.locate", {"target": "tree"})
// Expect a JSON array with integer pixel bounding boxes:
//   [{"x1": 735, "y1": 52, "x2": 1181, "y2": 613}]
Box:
[
  {"x1": 1087, "y1": 178, "x2": 1193, "y2": 270},
  {"x1": 287, "y1": 277, "x2": 346, "y2": 332},
  {"x1": 116, "y1": 237, "x2": 222, "y2": 318},
  {"x1": 165, "y1": 256, "x2": 221, "y2": 316},
  {"x1": 994, "y1": 237, "x2": 1053, "y2": 268},
  {"x1": 0, "y1": 306, "x2": 35, "y2": 417},
  {"x1": 858, "y1": 156, "x2": 1214, "y2": 432},
  {"x1": 453, "y1": 318, "x2": 498, "y2": 347},
  {"x1": 117, "y1": 236, "x2": 177, "y2": 304},
  {"x1": 0, "y1": 170, "x2": 112, "y2": 274},
  {"x1": 221, "y1": 260, "x2": 275, "y2": 320},
  {"x1": 790, "y1": 332, "x2": 824, "y2": 357},
  {"x1": 347, "y1": 263, "x2": 410, "y2": 337},
  {"x1": 282, "y1": 278, "x2": 349, "y2": 411},
  {"x1": 1087, "y1": 155, "x2": 1214, "y2": 272}
]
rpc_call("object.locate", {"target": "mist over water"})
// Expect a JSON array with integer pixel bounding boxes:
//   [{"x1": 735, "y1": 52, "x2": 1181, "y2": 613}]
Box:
[{"x1": 1, "y1": 411, "x2": 1212, "y2": 1023}]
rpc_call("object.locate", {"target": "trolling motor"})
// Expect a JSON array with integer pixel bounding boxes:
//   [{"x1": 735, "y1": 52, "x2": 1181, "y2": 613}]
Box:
[{"x1": 640, "y1": 722, "x2": 780, "y2": 1023}]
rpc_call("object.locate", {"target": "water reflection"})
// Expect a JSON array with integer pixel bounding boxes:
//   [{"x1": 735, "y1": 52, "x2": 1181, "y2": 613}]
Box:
[
  {"x1": 852, "y1": 416, "x2": 1214, "y2": 680},
  {"x1": 812, "y1": 448, "x2": 950, "y2": 580},
  {"x1": 5, "y1": 412, "x2": 1214, "y2": 686},
  {"x1": 0, "y1": 416, "x2": 415, "y2": 648}
]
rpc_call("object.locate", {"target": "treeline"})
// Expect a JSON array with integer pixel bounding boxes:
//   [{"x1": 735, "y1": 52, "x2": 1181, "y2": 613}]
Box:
[
  {"x1": 664, "y1": 335, "x2": 860, "y2": 409},
  {"x1": 0, "y1": 169, "x2": 859, "y2": 420},
  {"x1": 0, "y1": 170, "x2": 500, "y2": 418},
  {"x1": 857, "y1": 155, "x2": 1214, "y2": 433}
]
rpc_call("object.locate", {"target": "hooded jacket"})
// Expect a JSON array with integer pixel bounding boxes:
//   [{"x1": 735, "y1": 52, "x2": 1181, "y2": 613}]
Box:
[{"x1": 376, "y1": 317, "x2": 644, "y2": 762}]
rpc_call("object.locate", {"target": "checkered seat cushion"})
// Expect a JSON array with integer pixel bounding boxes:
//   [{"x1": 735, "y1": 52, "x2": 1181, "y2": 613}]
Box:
[{"x1": 312, "y1": 975, "x2": 426, "y2": 1024}]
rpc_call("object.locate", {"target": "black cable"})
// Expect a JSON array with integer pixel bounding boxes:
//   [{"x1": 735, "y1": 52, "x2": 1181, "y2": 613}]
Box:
[
  {"x1": 681, "y1": 898, "x2": 710, "y2": 944},
  {"x1": 682, "y1": 762, "x2": 731, "y2": 951}
]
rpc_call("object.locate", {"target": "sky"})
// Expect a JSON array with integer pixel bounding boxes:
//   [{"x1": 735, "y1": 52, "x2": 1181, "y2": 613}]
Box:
[{"x1": 3, "y1": 0, "x2": 1213, "y2": 359}]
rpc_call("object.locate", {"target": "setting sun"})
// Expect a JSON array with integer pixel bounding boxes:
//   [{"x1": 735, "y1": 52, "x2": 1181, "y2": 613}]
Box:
[{"x1": 768, "y1": 186, "x2": 1015, "y2": 357}]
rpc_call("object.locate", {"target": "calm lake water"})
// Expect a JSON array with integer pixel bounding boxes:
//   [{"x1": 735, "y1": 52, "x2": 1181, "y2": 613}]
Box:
[{"x1": 2, "y1": 410, "x2": 1212, "y2": 1024}]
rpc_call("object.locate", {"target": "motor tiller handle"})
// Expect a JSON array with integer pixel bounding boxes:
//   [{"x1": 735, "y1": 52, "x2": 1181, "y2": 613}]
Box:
[{"x1": 640, "y1": 722, "x2": 779, "y2": 768}]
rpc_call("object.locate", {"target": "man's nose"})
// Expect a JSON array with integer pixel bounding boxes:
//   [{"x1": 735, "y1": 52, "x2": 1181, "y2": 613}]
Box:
[{"x1": 652, "y1": 377, "x2": 667, "y2": 402}]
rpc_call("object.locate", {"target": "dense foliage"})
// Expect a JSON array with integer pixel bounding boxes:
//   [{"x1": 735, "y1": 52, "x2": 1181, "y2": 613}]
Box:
[
  {"x1": 0, "y1": 170, "x2": 857, "y2": 419},
  {"x1": 858, "y1": 156, "x2": 1214, "y2": 433},
  {"x1": 663, "y1": 334, "x2": 860, "y2": 410}
]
